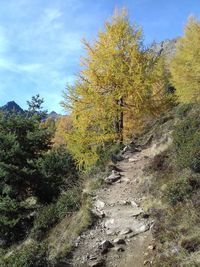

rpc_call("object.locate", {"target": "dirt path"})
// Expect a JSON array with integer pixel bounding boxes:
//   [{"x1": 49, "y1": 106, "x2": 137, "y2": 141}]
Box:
[{"x1": 71, "y1": 146, "x2": 156, "y2": 267}]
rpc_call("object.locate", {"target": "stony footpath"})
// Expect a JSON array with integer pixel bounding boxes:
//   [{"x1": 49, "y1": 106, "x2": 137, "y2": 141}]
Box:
[{"x1": 70, "y1": 144, "x2": 157, "y2": 267}]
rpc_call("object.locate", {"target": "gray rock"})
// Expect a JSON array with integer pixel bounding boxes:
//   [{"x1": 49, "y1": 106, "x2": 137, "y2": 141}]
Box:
[
  {"x1": 119, "y1": 200, "x2": 130, "y2": 205},
  {"x1": 99, "y1": 240, "x2": 114, "y2": 254},
  {"x1": 122, "y1": 145, "x2": 130, "y2": 153},
  {"x1": 113, "y1": 246, "x2": 125, "y2": 252},
  {"x1": 130, "y1": 200, "x2": 138, "y2": 207},
  {"x1": 88, "y1": 259, "x2": 105, "y2": 267},
  {"x1": 113, "y1": 238, "x2": 126, "y2": 245},
  {"x1": 128, "y1": 157, "x2": 138, "y2": 163},
  {"x1": 94, "y1": 200, "x2": 105, "y2": 210},
  {"x1": 104, "y1": 218, "x2": 115, "y2": 228},
  {"x1": 89, "y1": 255, "x2": 98, "y2": 260},
  {"x1": 130, "y1": 208, "x2": 143, "y2": 217},
  {"x1": 144, "y1": 260, "x2": 151, "y2": 265},
  {"x1": 137, "y1": 223, "x2": 150, "y2": 233},
  {"x1": 126, "y1": 223, "x2": 150, "y2": 238},
  {"x1": 105, "y1": 170, "x2": 121, "y2": 184},
  {"x1": 119, "y1": 228, "x2": 132, "y2": 236},
  {"x1": 142, "y1": 213, "x2": 150, "y2": 219},
  {"x1": 148, "y1": 245, "x2": 156, "y2": 250},
  {"x1": 106, "y1": 229, "x2": 115, "y2": 236},
  {"x1": 126, "y1": 232, "x2": 137, "y2": 239},
  {"x1": 92, "y1": 209, "x2": 105, "y2": 218}
]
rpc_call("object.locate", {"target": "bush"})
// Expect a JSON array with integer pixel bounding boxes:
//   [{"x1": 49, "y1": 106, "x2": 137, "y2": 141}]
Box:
[
  {"x1": 31, "y1": 204, "x2": 57, "y2": 240},
  {"x1": 166, "y1": 174, "x2": 192, "y2": 205},
  {"x1": 32, "y1": 187, "x2": 82, "y2": 240},
  {"x1": 36, "y1": 146, "x2": 78, "y2": 203},
  {"x1": 56, "y1": 187, "x2": 81, "y2": 219}
]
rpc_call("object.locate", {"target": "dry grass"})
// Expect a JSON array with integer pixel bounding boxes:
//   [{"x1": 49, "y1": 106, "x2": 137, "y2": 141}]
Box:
[
  {"x1": 47, "y1": 199, "x2": 93, "y2": 263},
  {"x1": 46, "y1": 177, "x2": 104, "y2": 264}
]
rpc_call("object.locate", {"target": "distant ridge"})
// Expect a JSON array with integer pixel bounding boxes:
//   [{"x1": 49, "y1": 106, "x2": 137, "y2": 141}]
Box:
[
  {"x1": 0, "y1": 101, "x2": 61, "y2": 119},
  {"x1": 47, "y1": 111, "x2": 60, "y2": 120},
  {"x1": 0, "y1": 101, "x2": 24, "y2": 113}
]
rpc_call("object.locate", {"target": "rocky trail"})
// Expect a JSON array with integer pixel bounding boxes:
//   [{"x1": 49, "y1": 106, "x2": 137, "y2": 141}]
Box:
[{"x1": 70, "y1": 143, "x2": 159, "y2": 267}]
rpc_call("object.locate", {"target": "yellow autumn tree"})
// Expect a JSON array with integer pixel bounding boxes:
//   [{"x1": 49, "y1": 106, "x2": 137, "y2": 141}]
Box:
[
  {"x1": 53, "y1": 115, "x2": 72, "y2": 146},
  {"x1": 62, "y1": 9, "x2": 173, "y2": 170},
  {"x1": 123, "y1": 52, "x2": 175, "y2": 137},
  {"x1": 170, "y1": 16, "x2": 200, "y2": 102}
]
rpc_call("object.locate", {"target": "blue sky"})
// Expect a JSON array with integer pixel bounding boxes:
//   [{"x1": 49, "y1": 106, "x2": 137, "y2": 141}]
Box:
[{"x1": 0, "y1": 0, "x2": 199, "y2": 113}]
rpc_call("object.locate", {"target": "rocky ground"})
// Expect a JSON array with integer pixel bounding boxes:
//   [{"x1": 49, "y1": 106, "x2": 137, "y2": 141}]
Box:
[{"x1": 70, "y1": 143, "x2": 160, "y2": 267}]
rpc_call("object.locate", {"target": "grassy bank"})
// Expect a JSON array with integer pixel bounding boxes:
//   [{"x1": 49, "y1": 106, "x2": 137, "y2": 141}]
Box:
[{"x1": 143, "y1": 103, "x2": 200, "y2": 266}]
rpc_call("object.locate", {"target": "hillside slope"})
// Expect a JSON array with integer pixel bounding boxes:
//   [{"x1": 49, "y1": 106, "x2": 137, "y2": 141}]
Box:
[{"x1": 69, "y1": 103, "x2": 200, "y2": 267}]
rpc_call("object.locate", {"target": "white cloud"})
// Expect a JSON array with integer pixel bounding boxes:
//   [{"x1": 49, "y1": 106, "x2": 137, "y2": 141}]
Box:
[
  {"x1": 0, "y1": 57, "x2": 43, "y2": 74},
  {"x1": 44, "y1": 8, "x2": 62, "y2": 23},
  {"x1": 0, "y1": 0, "x2": 100, "y2": 112}
]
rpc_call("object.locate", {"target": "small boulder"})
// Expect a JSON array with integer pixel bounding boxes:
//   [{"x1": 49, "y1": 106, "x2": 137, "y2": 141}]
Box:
[
  {"x1": 130, "y1": 208, "x2": 144, "y2": 217},
  {"x1": 99, "y1": 240, "x2": 114, "y2": 254},
  {"x1": 120, "y1": 228, "x2": 132, "y2": 236},
  {"x1": 106, "y1": 229, "x2": 114, "y2": 236},
  {"x1": 144, "y1": 260, "x2": 152, "y2": 266},
  {"x1": 128, "y1": 223, "x2": 150, "y2": 237},
  {"x1": 126, "y1": 232, "x2": 136, "y2": 239},
  {"x1": 128, "y1": 157, "x2": 138, "y2": 163},
  {"x1": 89, "y1": 255, "x2": 97, "y2": 260},
  {"x1": 142, "y1": 213, "x2": 150, "y2": 219},
  {"x1": 105, "y1": 170, "x2": 121, "y2": 184},
  {"x1": 94, "y1": 200, "x2": 105, "y2": 210},
  {"x1": 113, "y1": 238, "x2": 126, "y2": 245},
  {"x1": 122, "y1": 145, "x2": 130, "y2": 154},
  {"x1": 119, "y1": 200, "x2": 130, "y2": 205},
  {"x1": 88, "y1": 259, "x2": 105, "y2": 267},
  {"x1": 113, "y1": 246, "x2": 125, "y2": 252},
  {"x1": 138, "y1": 223, "x2": 150, "y2": 233},
  {"x1": 148, "y1": 244, "x2": 156, "y2": 250},
  {"x1": 130, "y1": 200, "x2": 138, "y2": 208}
]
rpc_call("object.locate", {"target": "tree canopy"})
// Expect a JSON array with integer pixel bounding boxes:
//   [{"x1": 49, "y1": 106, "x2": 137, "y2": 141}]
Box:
[
  {"x1": 62, "y1": 9, "x2": 173, "y2": 170},
  {"x1": 170, "y1": 17, "x2": 200, "y2": 102},
  {"x1": 0, "y1": 96, "x2": 78, "y2": 244}
]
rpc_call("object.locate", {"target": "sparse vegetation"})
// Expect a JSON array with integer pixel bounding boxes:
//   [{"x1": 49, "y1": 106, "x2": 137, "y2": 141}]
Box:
[
  {"x1": 0, "y1": 241, "x2": 48, "y2": 267},
  {"x1": 165, "y1": 174, "x2": 192, "y2": 205},
  {"x1": 145, "y1": 103, "x2": 200, "y2": 266}
]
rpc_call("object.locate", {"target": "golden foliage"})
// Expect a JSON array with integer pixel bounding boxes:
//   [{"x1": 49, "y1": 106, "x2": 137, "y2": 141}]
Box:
[
  {"x1": 53, "y1": 115, "x2": 72, "y2": 146},
  {"x1": 62, "y1": 9, "x2": 173, "y2": 170},
  {"x1": 170, "y1": 16, "x2": 200, "y2": 102}
]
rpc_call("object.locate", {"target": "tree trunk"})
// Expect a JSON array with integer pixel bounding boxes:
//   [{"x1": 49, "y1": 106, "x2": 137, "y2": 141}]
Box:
[{"x1": 114, "y1": 98, "x2": 124, "y2": 143}]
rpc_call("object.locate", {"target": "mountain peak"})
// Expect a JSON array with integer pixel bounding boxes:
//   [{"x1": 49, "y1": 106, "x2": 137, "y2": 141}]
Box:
[
  {"x1": 1, "y1": 101, "x2": 24, "y2": 113},
  {"x1": 47, "y1": 111, "x2": 60, "y2": 119}
]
